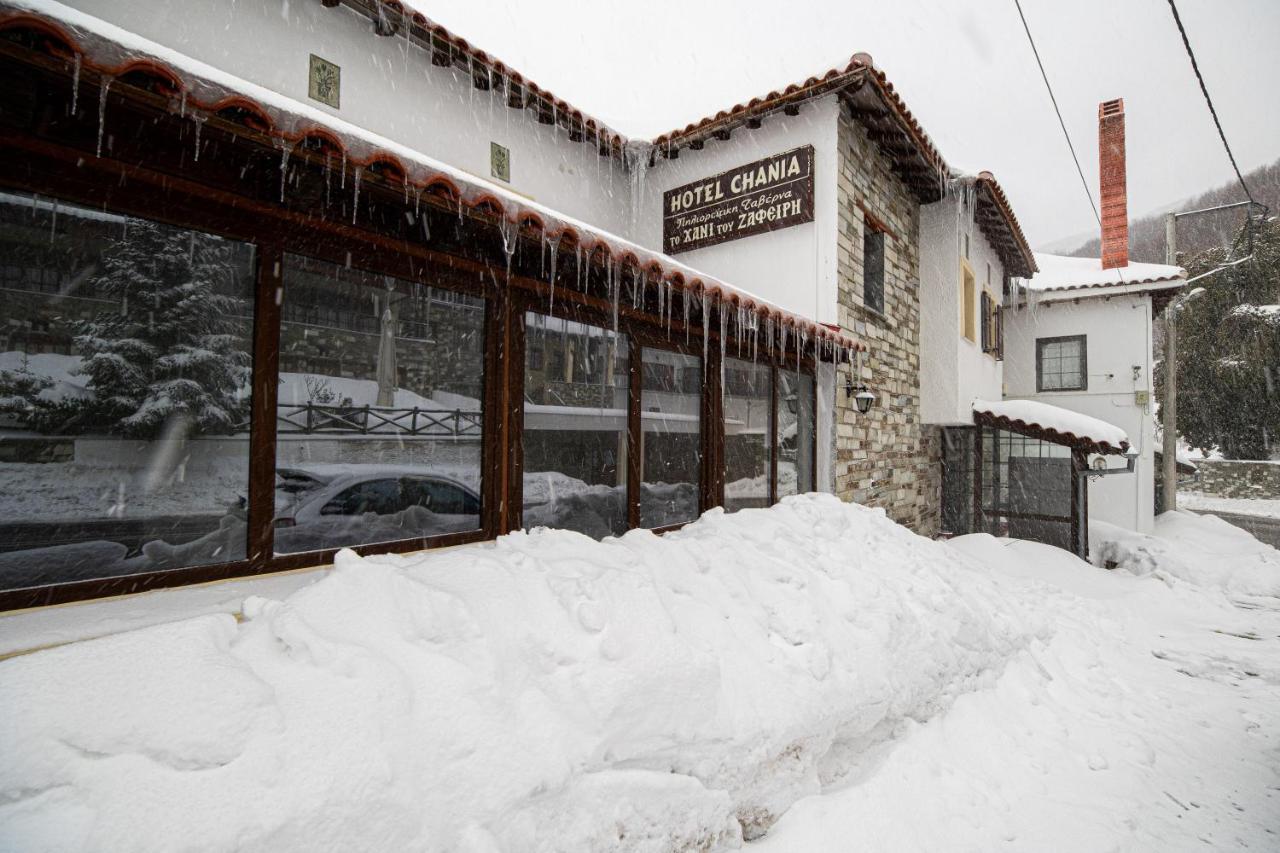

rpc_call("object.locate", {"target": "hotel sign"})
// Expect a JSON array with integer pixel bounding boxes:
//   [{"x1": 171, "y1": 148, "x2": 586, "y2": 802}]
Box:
[{"x1": 662, "y1": 145, "x2": 814, "y2": 255}]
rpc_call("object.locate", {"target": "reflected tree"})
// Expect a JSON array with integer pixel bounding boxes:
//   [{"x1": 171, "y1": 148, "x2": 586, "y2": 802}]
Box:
[{"x1": 52, "y1": 220, "x2": 253, "y2": 438}]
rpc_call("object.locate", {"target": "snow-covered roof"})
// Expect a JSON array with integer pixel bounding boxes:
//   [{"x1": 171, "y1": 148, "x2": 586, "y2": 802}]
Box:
[
  {"x1": 946, "y1": 171, "x2": 1037, "y2": 278},
  {"x1": 1018, "y1": 253, "x2": 1185, "y2": 301},
  {"x1": 972, "y1": 399, "x2": 1130, "y2": 455},
  {"x1": 0, "y1": 0, "x2": 862, "y2": 357}
]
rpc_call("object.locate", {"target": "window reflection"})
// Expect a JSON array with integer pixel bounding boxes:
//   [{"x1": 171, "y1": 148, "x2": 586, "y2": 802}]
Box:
[
  {"x1": 641, "y1": 348, "x2": 701, "y2": 528},
  {"x1": 0, "y1": 191, "x2": 253, "y2": 590},
  {"x1": 273, "y1": 254, "x2": 484, "y2": 553},
  {"x1": 723, "y1": 358, "x2": 772, "y2": 511},
  {"x1": 522, "y1": 312, "x2": 629, "y2": 538},
  {"x1": 777, "y1": 371, "x2": 815, "y2": 497}
]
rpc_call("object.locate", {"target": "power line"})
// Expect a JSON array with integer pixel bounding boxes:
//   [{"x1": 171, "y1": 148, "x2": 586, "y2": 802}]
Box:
[
  {"x1": 1166, "y1": 0, "x2": 1255, "y2": 206},
  {"x1": 1012, "y1": 0, "x2": 1101, "y2": 227}
]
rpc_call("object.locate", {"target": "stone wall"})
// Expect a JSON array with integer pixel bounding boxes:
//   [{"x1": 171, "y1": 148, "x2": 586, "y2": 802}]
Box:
[
  {"x1": 833, "y1": 105, "x2": 939, "y2": 536},
  {"x1": 1193, "y1": 460, "x2": 1280, "y2": 500}
]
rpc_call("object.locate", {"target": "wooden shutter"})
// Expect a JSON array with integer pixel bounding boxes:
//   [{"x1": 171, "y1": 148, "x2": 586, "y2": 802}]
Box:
[
  {"x1": 995, "y1": 305, "x2": 1004, "y2": 361},
  {"x1": 980, "y1": 292, "x2": 992, "y2": 352}
]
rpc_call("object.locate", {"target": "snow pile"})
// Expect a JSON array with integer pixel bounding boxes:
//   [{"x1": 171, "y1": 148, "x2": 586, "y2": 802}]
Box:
[
  {"x1": 755, "y1": 532, "x2": 1280, "y2": 851},
  {"x1": 0, "y1": 495, "x2": 1042, "y2": 851},
  {"x1": 1093, "y1": 511, "x2": 1280, "y2": 605},
  {"x1": 972, "y1": 398, "x2": 1129, "y2": 449}
]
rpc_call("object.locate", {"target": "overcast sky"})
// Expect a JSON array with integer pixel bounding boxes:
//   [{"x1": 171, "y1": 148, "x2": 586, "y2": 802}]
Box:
[{"x1": 415, "y1": 0, "x2": 1279, "y2": 251}]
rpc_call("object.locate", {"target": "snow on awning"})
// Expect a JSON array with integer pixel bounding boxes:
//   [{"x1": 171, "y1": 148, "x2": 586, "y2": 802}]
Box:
[
  {"x1": 0, "y1": 0, "x2": 864, "y2": 359},
  {"x1": 972, "y1": 399, "x2": 1130, "y2": 455}
]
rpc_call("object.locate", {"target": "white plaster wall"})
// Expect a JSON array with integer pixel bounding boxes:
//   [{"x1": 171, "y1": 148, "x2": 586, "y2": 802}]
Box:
[
  {"x1": 919, "y1": 195, "x2": 1004, "y2": 425},
  {"x1": 634, "y1": 96, "x2": 841, "y2": 325},
  {"x1": 1003, "y1": 294, "x2": 1156, "y2": 533},
  {"x1": 66, "y1": 0, "x2": 634, "y2": 234}
]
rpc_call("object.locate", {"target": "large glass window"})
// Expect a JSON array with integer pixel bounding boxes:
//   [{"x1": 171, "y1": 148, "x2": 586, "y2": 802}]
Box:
[
  {"x1": 723, "y1": 358, "x2": 773, "y2": 512},
  {"x1": 777, "y1": 370, "x2": 815, "y2": 497},
  {"x1": 0, "y1": 191, "x2": 254, "y2": 590},
  {"x1": 522, "y1": 313, "x2": 629, "y2": 538},
  {"x1": 640, "y1": 348, "x2": 701, "y2": 528},
  {"x1": 274, "y1": 254, "x2": 484, "y2": 554}
]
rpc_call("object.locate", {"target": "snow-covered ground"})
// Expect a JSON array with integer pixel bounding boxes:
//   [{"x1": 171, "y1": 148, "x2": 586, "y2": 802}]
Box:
[
  {"x1": 0, "y1": 498, "x2": 1277, "y2": 851},
  {"x1": 0, "y1": 461, "x2": 245, "y2": 521},
  {"x1": 759, "y1": 512, "x2": 1280, "y2": 851},
  {"x1": 1179, "y1": 490, "x2": 1280, "y2": 519}
]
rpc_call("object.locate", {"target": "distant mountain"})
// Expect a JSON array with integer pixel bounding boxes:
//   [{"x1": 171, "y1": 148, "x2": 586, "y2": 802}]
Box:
[{"x1": 1062, "y1": 157, "x2": 1280, "y2": 263}]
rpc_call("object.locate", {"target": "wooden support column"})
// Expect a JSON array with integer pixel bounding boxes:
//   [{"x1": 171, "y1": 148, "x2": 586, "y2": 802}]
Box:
[
  {"x1": 973, "y1": 425, "x2": 984, "y2": 535},
  {"x1": 500, "y1": 285, "x2": 526, "y2": 536},
  {"x1": 703, "y1": 336, "x2": 725, "y2": 511},
  {"x1": 246, "y1": 244, "x2": 282, "y2": 565},
  {"x1": 627, "y1": 336, "x2": 642, "y2": 529},
  {"x1": 769, "y1": 365, "x2": 779, "y2": 505},
  {"x1": 1071, "y1": 449, "x2": 1089, "y2": 559}
]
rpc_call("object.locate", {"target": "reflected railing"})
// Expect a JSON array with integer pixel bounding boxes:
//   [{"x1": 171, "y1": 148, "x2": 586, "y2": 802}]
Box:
[{"x1": 274, "y1": 403, "x2": 482, "y2": 437}]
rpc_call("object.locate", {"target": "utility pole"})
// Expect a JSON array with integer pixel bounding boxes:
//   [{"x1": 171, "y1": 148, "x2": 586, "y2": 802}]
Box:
[{"x1": 1162, "y1": 213, "x2": 1178, "y2": 512}]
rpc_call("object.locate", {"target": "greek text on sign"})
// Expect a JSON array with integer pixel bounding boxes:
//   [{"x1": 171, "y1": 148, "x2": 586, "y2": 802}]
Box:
[{"x1": 663, "y1": 145, "x2": 815, "y2": 255}]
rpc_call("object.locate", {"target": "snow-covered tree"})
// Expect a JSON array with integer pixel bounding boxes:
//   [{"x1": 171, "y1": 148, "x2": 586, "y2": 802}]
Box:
[
  {"x1": 70, "y1": 220, "x2": 251, "y2": 438},
  {"x1": 1157, "y1": 218, "x2": 1280, "y2": 459},
  {"x1": 0, "y1": 357, "x2": 52, "y2": 421}
]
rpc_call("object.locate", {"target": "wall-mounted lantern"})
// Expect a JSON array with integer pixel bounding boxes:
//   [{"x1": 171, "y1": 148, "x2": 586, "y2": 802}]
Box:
[{"x1": 845, "y1": 378, "x2": 876, "y2": 414}]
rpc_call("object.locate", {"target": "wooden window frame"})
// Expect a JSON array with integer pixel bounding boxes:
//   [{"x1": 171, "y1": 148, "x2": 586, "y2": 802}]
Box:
[
  {"x1": 961, "y1": 259, "x2": 977, "y2": 342},
  {"x1": 0, "y1": 50, "x2": 827, "y2": 611},
  {"x1": 1035, "y1": 334, "x2": 1088, "y2": 393},
  {"x1": 861, "y1": 220, "x2": 886, "y2": 316}
]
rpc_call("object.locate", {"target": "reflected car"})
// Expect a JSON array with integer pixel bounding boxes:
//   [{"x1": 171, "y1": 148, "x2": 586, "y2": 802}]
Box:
[{"x1": 274, "y1": 465, "x2": 481, "y2": 527}]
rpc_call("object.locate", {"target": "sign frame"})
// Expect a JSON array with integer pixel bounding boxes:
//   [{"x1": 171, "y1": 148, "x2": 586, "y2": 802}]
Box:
[{"x1": 662, "y1": 145, "x2": 815, "y2": 255}]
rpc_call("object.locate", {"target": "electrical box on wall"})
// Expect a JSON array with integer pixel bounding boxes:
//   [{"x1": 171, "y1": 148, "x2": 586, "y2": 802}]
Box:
[{"x1": 1134, "y1": 390, "x2": 1150, "y2": 407}]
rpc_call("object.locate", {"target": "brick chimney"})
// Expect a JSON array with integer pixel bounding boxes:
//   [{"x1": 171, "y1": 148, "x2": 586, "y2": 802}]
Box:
[{"x1": 1098, "y1": 98, "x2": 1128, "y2": 269}]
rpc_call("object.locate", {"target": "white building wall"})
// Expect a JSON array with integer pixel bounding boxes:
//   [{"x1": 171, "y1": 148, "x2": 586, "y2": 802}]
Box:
[
  {"x1": 62, "y1": 0, "x2": 845, "y2": 500},
  {"x1": 919, "y1": 195, "x2": 1004, "y2": 425},
  {"x1": 1003, "y1": 294, "x2": 1157, "y2": 533},
  {"x1": 634, "y1": 96, "x2": 841, "y2": 326},
  {"x1": 65, "y1": 0, "x2": 635, "y2": 235}
]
